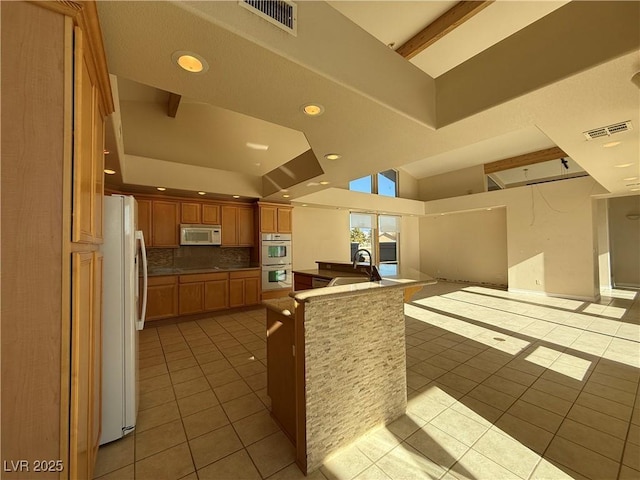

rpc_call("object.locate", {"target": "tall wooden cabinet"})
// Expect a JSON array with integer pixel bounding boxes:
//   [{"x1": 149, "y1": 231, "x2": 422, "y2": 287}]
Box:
[{"x1": 1, "y1": 2, "x2": 113, "y2": 479}]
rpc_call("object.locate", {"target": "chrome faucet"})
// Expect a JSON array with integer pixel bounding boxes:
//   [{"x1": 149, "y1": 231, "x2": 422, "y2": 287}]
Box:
[{"x1": 352, "y1": 249, "x2": 382, "y2": 281}]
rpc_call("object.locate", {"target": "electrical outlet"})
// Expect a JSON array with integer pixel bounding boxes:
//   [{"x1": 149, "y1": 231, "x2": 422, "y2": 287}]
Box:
[{"x1": 535, "y1": 279, "x2": 542, "y2": 285}]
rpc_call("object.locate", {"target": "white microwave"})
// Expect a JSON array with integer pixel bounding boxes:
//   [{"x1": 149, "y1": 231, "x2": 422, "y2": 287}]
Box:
[{"x1": 180, "y1": 224, "x2": 221, "y2": 245}]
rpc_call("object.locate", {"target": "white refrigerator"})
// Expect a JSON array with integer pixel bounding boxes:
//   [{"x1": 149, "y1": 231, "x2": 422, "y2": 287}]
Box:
[{"x1": 100, "y1": 195, "x2": 148, "y2": 445}]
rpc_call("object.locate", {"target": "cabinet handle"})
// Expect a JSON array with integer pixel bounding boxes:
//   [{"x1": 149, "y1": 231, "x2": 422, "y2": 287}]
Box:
[{"x1": 292, "y1": 345, "x2": 295, "y2": 357}]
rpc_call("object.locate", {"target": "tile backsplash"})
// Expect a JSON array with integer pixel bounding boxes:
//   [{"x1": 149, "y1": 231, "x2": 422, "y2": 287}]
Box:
[{"x1": 147, "y1": 246, "x2": 251, "y2": 270}]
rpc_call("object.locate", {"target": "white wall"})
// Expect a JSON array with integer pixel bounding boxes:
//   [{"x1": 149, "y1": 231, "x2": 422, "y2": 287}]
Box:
[
  {"x1": 398, "y1": 168, "x2": 420, "y2": 200},
  {"x1": 609, "y1": 195, "x2": 640, "y2": 288},
  {"x1": 418, "y1": 165, "x2": 486, "y2": 201},
  {"x1": 420, "y1": 208, "x2": 508, "y2": 286},
  {"x1": 596, "y1": 199, "x2": 612, "y2": 289},
  {"x1": 422, "y1": 176, "x2": 606, "y2": 301}
]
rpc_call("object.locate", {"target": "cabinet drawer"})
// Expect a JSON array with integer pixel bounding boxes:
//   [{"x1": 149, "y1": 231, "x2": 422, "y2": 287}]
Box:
[
  {"x1": 179, "y1": 272, "x2": 228, "y2": 283},
  {"x1": 230, "y1": 269, "x2": 260, "y2": 279},
  {"x1": 148, "y1": 275, "x2": 177, "y2": 286}
]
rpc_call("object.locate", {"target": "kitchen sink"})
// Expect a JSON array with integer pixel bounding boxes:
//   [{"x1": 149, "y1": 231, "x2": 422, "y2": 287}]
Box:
[{"x1": 327, "y1": 276, "x2": 371, "y2": 287}]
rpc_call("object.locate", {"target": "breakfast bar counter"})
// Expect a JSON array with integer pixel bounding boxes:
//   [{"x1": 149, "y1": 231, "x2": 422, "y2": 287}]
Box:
[{"x1": 263, "y1": 265, "x2": 435, "y2": 474}]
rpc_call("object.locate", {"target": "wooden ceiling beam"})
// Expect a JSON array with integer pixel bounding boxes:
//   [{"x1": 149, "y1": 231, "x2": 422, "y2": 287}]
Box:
[
  {"x1": 396, "y1": 1, "x2": 494, "y2": 60},
  {"x1": 167, "y1": 93, "x2": 181, "y2": 118},
  {"x1": 484, "y1": 147, "x2": 567, "y2": 175}
]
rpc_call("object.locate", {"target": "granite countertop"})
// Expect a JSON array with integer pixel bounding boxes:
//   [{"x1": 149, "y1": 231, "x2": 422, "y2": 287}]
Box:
[
  {"x1": 292, "y1": 268, "x2": 368, "y2": 280},
  {"x1": 262, "y1": 297, "x2": 296, "y2": 316},
  {"x1": 147, "y1": 265, "x2": 261, "y2": 277},
  {"x1": 291, "y1": 267, "x2": 436, "y2": 303}
]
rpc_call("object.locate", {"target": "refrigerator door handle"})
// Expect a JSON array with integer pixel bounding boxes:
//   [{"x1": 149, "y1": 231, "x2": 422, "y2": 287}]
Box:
[{"x1": 135, "y1": 230, "x2": 148, "y2": 330}]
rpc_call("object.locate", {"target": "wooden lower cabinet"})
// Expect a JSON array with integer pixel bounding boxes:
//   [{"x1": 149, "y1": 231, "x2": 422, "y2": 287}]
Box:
[
  {"x1": 146, "y1": 270, "x2": 259, "y2": 320},
  {"x1": 179, "y1": 282, "x2": 204, "y2": 315},
  {"x1": 205, "y1": 277, "x2": 229, "y2": 311},
  {"x1": 229, "y1": 270, "x2": 261, "y2": 308},
  {"x1": 266, "y1": 308, "x2": 296, "y2": 442},
  {"x1": 146, "y1": 276, "x2": 178, "y2": 320},
  {"x1": 70, "y1": 251, "x2": 102, "y2": 480},
  {"x1": 293, "y1": 273, "x2": 313, "y2": 291}
]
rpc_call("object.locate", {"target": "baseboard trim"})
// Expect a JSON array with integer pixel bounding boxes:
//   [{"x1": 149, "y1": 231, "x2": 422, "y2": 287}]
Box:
[{"x1": 508, "y1": 287, "x2": 599, "y2": 303}]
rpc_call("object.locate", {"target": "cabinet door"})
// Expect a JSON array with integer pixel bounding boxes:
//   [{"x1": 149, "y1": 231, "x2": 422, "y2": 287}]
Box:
[
  {"x1": 244, "y1": 277, "x2": 260, "y2": 305},
  {"x1": 229, "y1": 278, "x2": 245, "y2": 308},
  {"x1": 152, "y1": 200, "x2": 179, "y2": 247},
  {"x1": 89, "y1": 252, "x2": 103, "y2": 473},
  {"x1": 277, "y1": 207, "x2": 292, "y2": 233},
  {"x1": 181, "y1": 202, "x2": 201, "y2": 224},
  {"x1": 202, "y1": 204, "x2": 220, "y2": 225},
  {"x1": 221, "y1": 205, "x2": 238, "y2": 246},
  {"x1": 72, "y1": 26, "x2": 97, "y2": 244},
  {"x1": 179, "y1": 283, "x2": 204, "y2": 314},
  {"x1": 205, "y1": 279, "x2": 229, "y2": 311},
  {"x1": 146, "y1": 282, "x2": 178, "y2": 320},
  {"x1": 70, "y1": 251, "x2": 94, "y2": 479},
  {"x1": 93, "y1": 104, "x2": 105, "y2": 242},
  {"x1": 137, "y1": 199, "x2": 153, "y2": 247},
  {"x1": 238, "y1": 206, "x2": 255, "y2": 246},
  {"x1": 260, "y1": 205, "x2": 277, "y2": 233}
]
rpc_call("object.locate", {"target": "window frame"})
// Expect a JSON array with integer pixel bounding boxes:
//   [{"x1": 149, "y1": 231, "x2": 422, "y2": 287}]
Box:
[{"x1": 348, "y1": 169, "x2": 399, "y2": 197}]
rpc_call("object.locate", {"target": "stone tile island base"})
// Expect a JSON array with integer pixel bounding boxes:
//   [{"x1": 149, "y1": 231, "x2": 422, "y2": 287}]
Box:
[{"x1": 303, "y1": 288, "x2": 407, "y2": 471}]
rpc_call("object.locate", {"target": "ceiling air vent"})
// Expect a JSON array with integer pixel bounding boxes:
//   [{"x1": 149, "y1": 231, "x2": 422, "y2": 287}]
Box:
[
  {"x1": 239, "y1": 0, "x2": 297, "y2": 36},
  {"x1": 583, "y1": 120, "x2": 633, "y2": 140}
]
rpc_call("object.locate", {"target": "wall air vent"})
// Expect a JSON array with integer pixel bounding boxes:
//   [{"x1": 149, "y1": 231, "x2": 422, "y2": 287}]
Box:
[
  {"x1": 583, "y1": 120, "x2": 633, "y2": 140},
  {"x1": 239, "y1": 0, "x2": 297, "y2": 36}
]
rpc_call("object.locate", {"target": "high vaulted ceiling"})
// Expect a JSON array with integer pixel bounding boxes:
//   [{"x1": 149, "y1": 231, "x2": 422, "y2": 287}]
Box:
[{"x1": 98, "y1": 1, "x2": 640, "y2": 203}]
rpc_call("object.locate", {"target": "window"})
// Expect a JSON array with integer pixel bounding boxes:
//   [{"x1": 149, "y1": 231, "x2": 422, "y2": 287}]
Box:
[
  {"x1": 349, "y1": 169, "x2": 398, "y2": 197},
  {"x1": 349, "y1": 175, "x2": 373, "y2": 194},
  {"x1": 349, "y1": 213, "x2": 401, "y2": 275}
]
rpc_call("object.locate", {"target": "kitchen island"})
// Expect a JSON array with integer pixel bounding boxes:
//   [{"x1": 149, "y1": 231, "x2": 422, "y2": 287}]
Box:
[{"x1": 264, "y1": 263, "x2": 435, "y2": 474}]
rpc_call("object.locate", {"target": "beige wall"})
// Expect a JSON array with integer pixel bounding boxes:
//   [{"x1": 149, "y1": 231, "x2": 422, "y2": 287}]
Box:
[
  {"x1": 398, "y1": 168, "x2": 419, "y2": 200},
  {"x1": 422, "y1": 176, "x2": 606, "y2": 301},
  {"x1": 292, "y1": 206, "x2": 421, "y2": 273},
  {"x1": 292, "y1": 207, "x2": 351, "y2": 271},
  {"x1": 418, "y1": 165, "x2": 486, "y2": 201},
  {"x1": 596, "y1": 199, "x2": 612, "y2": 289},
  {"x1": 419, "y1": 208, "x2": 508, "y2": 286},
  {"x1": 609, "y1": 195, "x2": 640, "y2": 287}
]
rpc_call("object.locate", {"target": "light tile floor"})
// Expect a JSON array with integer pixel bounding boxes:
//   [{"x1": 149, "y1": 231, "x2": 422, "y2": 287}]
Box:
[{"x1": 94, "y1": 282, "x2": 640, "y2": 480}]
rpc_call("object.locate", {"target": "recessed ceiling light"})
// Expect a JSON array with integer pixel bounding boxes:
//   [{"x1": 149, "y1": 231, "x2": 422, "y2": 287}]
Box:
[
  {"x1": 198, "y1": 191, "x2": 206, "y2": 195},
  {"x1": 631, "y1": 188, "x2": 640, "y2": 192},
  {"x1": 232, "y1": 195, "x2": 240, "y2": 199},
  {"x1": 319, "y1": 181, "x2": 330, "y2": 185},
  {"x1": 280, "y1": 189, "x2": 289, "y2": 193},
  {"x1": 172, "y1": 51, "x2": 209, "y2": 73},
  {"x1": 615, "y1": 163, "x2": 634, "y2": 168},
  {"x1": 623, "y1": 177, "x2": 638, "y2": 181},
  {"x1": 306, "y1": 182, "x2": 320, "y2": 187},
  {"x1": 246, "y1": 142, "x2": 269, "y2": 151},
  {"x1": 283, "y1": 194, "x2": 290, "y2": 198},
  {"x1": 324, "y1": 153, "x2": 341, "y2": 160},
  {"x1": 302, "y1": 204, "x2": 308, "y2": 207},
  {"x1": 104, "y1": 169, "x2": 116, "y2": 175},
  {"x1": 603, "y1": 141, "x2": 622, "y2": 148},
  {"x1": 486, "y1": 208, "x2": 492, "y2": 211},
  {"x1": 157, "y1": 187, "x2": 166, "y2": 191},
  {"x1": 301, "y1": 103, "x2": 324, "y2": 116}
]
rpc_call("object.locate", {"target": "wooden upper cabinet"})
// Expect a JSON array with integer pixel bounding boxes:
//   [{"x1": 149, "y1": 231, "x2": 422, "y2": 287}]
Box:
[
  {"x1": 259, "y1": 204, "x2": 292, "y2": 233},
  {"x1": 137, "y1": 199, "x2": 152, "y2": 247},
  {"x1": 202, "y1": 204, "x2": 220, "y2": 225},
  {"x1": 238, "y1": 206, "x2": 255, "y2": 246},
  {"x1": 277, "y1": 207, "x2": 292, "y2": 233},
  {"x1": 221, "y1": 205, "x2": 238, "y2": 246},
  {"x1": 222, "y1": 205, "x2": 255, "y2": 246},
  {"x1": 152, "y1": 200, "x2": 179, "y2": 247},
  {"x1": 260, "y1": 205, "x2": 278, "y2": 233},
  {"x1": 181, "y1": 202, "x2": 201, "y2": 224},
  {"x1": 72, "y1": 26, "x2": 98, "y2": 244}
]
